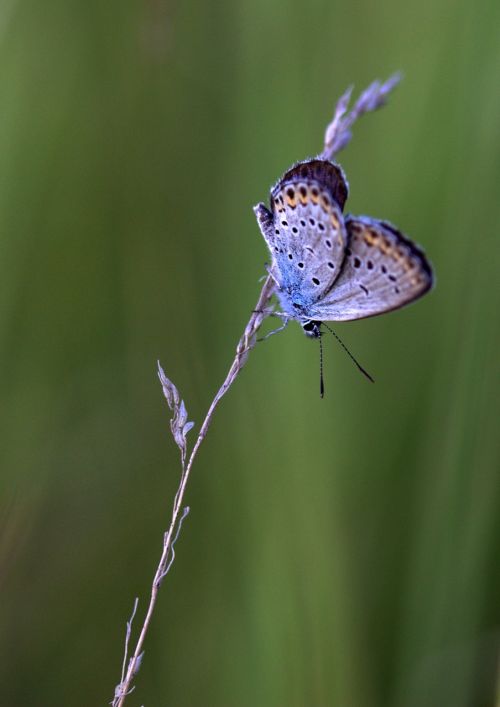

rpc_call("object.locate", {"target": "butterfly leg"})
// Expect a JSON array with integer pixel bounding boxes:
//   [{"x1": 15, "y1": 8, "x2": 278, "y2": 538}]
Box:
[{"x1": 257, "y1": 313, "x2": 290, "y2": 342}]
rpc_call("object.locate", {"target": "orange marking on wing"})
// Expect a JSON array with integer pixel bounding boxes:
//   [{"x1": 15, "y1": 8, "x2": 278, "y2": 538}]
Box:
[
  {"x1": 363, "y1": 229, "x2": 380, "y2": 246},
  {"x1": 285, "y1": 187, "x2": 297, "y2": 208},
  {"x1": 379, "y1": 237, "x2": 392, "y2": 255},
  {"x1": 330, "y1": 212, "x2": 340, "y2": 229},
  {"x1": 298, "y1": 186, "x2": 308, "y2": 205}
]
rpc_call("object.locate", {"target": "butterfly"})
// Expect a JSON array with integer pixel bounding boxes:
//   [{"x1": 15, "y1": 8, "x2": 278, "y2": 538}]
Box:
[{"x1": 254, "y1": 159, "x2": 433, "y2": 340}]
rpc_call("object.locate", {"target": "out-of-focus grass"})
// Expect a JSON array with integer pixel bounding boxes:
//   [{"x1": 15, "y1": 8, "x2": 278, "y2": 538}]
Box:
[{"x1": 0, "y1": 0, "x2": 498, "y2": 705}]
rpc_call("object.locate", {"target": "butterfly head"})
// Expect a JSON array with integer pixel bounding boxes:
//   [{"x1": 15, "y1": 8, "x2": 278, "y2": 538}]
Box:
[{"x1": 302, "y1": 320, "x2": 322, "y2": 338}]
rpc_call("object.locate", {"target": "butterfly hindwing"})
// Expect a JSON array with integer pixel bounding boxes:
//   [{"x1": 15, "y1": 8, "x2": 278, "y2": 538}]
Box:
[
  {"x1": 274, "y1": 159, "x2": 349, "y2": 210},
  {"x1": 312, "y1": 215, "x2": 433, "y2": 321}
]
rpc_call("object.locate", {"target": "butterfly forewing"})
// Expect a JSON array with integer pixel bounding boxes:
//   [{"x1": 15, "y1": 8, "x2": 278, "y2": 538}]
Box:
[{"x1": 312, "y1": 216, "x2": 433, "y2": 321}]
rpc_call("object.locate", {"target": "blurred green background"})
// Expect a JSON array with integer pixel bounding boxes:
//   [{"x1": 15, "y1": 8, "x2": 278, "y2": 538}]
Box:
[{"x1": 0, "y1": 0, "x2": 499, "y2": 705}]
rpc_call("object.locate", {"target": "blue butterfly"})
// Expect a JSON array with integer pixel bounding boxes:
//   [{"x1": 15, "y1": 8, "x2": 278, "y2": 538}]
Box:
[{"x1": 254, "y1": 159, "x2": 433, "y2": 341}]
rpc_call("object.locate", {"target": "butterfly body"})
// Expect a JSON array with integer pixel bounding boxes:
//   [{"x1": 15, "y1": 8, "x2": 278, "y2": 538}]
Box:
[{"x1": 254, "y1": 159, "x2": 433, "y2": 332}]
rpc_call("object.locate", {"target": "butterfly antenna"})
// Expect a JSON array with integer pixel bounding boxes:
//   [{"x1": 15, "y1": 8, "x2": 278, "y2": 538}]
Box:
[
  {"x1": 319, "y1": 331, "x2": 325, "y2": 398},
  {"x1": 322, "y1": 323, "x2": 375, "y2": 383}
]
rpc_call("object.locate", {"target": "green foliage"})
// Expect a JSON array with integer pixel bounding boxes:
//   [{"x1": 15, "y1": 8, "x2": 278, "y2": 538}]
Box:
[{"x1": 0, "y1": 0, "x2": 498, "y2": 705}]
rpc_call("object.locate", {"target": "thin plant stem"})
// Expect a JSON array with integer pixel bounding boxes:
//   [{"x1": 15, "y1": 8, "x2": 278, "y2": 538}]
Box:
[
  {"x1": 111, "y1": 73, "x2": 401, "y2": 706},
  {"x1": 112, "y1": 275, "x2": 275, "y2": 706}
]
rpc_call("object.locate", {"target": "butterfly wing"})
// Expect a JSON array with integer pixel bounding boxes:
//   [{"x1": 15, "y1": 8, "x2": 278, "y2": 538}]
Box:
[
  {"x1": 312, "y1": 216, "x2": 433, "y2": 321},
  {"x1": 254, "y1": 160, "x2": 349, "y2": 318},
  {"x1": 275, "y1": 159, "x2": 349, "y2": 210}
]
